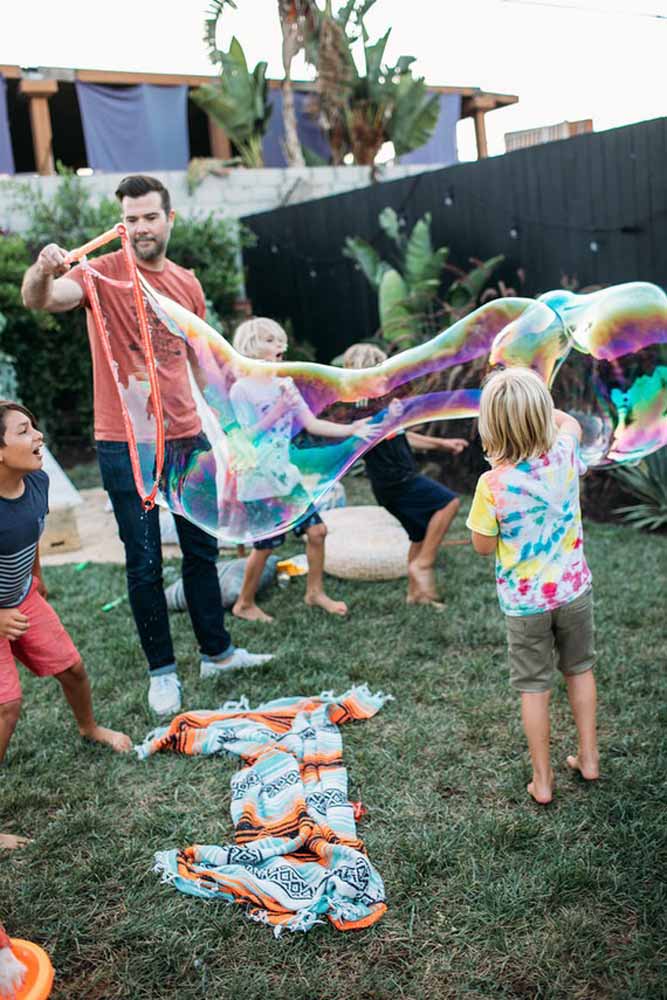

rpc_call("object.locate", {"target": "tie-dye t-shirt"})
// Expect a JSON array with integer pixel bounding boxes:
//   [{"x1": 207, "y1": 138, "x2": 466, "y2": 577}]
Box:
[{"x1": 466, "y1": 432, "x2": 592, "y2": 616}]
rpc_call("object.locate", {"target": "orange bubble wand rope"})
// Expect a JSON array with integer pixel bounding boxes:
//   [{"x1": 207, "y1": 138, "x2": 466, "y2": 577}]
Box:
[{"x1": 66, "y1": 224, "x2": 165, "y2": 511}]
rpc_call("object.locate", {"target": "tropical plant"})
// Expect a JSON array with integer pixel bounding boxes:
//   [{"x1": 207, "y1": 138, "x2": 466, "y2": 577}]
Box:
[
  {"x1": 299, "y1": 0, "x2": 441, "y2": 165},
  {"x1": 343, "y1": 207, "x2": 504, "y2": 348},
  {"x1": 204, "y1": 1, "x2": 441, "y2": 168},
  {"x1": 192, "y1": 36, "x2": 272, "y2": 168},
  {"x1": 204, "y1": 0, "x2": 320, "y2": 167},
  {"x1": 612, "y1": 447, "x2": 667, "y2": 531}
]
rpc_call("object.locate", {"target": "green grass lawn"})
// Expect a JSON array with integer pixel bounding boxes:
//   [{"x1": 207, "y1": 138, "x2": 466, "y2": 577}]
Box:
[{"x1": 2, "y1": 476, "x2": 666, "y2": 999}]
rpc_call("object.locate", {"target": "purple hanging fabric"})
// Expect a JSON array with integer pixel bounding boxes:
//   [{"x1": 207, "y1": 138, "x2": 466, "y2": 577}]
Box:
[
  {"x1": 75, "y1": 82, "x2": 189, "y2": 172},
  {"x1": 397, "y1": 93, "x2": 461, "y2": 166},
  {"x1": 263, "y1": 89, "x2": 331, "y2": 167},
  {"x1": 0, "y1": 75, "x2": 15, "y2": 175},
  {"x1": 263, "y1": 89, "x2": 460, "y2": 167}
]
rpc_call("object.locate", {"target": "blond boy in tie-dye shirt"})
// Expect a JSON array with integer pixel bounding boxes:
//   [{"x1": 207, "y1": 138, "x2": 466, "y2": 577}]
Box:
[{"x1": 467, "y1": 368, "x2": 599, "y2": 806}]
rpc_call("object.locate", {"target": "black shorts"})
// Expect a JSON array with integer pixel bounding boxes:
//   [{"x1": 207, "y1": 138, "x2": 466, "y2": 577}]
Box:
[
  {"x1": 253, "y1": 506, "x2": 323, "y2": 550},
  {"x1": 373, "y1": 475, "x2": 458, "y2": 542}
]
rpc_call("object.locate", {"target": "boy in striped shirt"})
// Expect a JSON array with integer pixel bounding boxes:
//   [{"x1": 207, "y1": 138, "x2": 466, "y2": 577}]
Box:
[{"x1": 0, "y1": 401, "x2": 130, "y2": 776}]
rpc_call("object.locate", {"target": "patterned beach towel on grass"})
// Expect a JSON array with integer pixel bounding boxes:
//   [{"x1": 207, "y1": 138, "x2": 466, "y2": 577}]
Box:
[{"x1": 136, "y1": 685, "x2": 392, "y2": 935}]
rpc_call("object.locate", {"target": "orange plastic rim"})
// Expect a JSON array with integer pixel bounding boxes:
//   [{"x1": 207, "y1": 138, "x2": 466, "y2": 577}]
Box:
[{"x1": 8, "y1": 939, "x2": 54, "y2": 1000}]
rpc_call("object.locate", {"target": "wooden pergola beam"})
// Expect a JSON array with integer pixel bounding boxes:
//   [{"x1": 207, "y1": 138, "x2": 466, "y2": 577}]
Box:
[
  {"x1": 3, "y1": 65, "x2": 519, "y2": 169},
  {"x1": 19, "y1": 78, "x2": 58, "y2": 175},
  {"x1": 75, "y1": 68, "x2": 213, "y2": 87},
  {"x1": 460, "y1": 93, "x2": 517, "y2": 159}
]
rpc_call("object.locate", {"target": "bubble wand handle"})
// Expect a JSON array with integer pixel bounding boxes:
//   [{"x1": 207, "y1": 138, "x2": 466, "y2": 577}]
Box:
[{"x1": 65, "y1": 225, "x2": 123, "y2": 265}]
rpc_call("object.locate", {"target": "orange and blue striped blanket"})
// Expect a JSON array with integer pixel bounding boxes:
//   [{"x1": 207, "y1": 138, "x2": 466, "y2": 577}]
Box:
[{"x1": 137, "y1": 685, "x2": 391, "y2": 935}]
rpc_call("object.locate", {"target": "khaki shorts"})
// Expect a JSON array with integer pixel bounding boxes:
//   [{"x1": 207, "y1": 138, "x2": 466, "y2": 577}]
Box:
[{"x1": 505, "y1": 589, "x2": 595, "y2": 693}]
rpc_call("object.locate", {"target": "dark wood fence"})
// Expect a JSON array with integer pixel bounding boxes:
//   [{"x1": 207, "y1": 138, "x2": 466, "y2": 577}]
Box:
[{"x1": 241, "y1": 116, "x2": 667, "y2": 362}]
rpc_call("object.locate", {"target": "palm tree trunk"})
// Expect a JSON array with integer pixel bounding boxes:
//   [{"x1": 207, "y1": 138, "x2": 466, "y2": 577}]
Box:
[
  {"x1": 280, "y1": 9, "x2": 305, "y2": 167},
  {"x1": 282, "y1": 71, "x2": 305, "y2": 167}
]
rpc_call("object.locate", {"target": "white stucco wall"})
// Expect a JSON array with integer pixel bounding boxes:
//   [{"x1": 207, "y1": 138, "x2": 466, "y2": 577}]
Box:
[{"x1": 0, "y1": 163, "x2": 437, "y2": 233}]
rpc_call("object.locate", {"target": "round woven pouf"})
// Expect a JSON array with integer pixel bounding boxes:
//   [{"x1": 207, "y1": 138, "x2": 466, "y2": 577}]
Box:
[{"x1": 321, "y1": 505, "x2": 409, "y2": 580}]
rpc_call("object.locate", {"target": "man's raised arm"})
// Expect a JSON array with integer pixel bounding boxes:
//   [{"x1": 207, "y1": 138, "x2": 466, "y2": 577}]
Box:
[{"x1": 21, "y1": 243, "x2": 83, "y2": 313}]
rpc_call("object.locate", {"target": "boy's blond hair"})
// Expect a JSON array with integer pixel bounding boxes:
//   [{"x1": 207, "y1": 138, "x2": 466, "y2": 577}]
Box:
[
  {"x1": 479, "y1": 367, "x2": 556, "y2": 465},
  {"x1": 233, "y1": 317, "x2": 287, "y2": 359},
  {"x1": 342, "y1": 343, "x2": 387, "y2": 369}
]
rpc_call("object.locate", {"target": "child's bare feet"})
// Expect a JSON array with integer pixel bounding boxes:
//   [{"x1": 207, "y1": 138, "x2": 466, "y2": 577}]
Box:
[
  {"x1": 408, "y1": 562, "x2": 437, "y2": 601},
  {"x1": 406, "y1": 590, "x2": 444, "y2": 608},
  {"x1": 566, "y1": 752, "x2": 599, "y2": 780},
  {"x1": 0, "y1": 833, "x2": 32, "y2": 850},
  {"x1": 80, "y1": 725, "x2": 132, "y2": 753},
  {"x1": 232, "y1": 600, "x2": 274, "y2": 623},
  {"x1": 305, "y1": 592, "x2": 348, "y2": 616},
  {"x1": 527, "y1": 770, "x2": 554, "y2": 805}
]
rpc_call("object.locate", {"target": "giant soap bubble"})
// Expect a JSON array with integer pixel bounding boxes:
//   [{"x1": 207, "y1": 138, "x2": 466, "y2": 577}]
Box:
[{"x1": 68, "y1": 228, "x2": 667, "y2": 544}]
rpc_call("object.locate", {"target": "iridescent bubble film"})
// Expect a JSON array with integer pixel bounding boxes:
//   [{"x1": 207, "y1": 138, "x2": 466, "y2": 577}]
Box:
[
  {"x1": 539, "y1": 282, "x2": 667, "y2": 465},
  {"x1": 87, "y1": 266, "x2": 667, "y2": 543}
]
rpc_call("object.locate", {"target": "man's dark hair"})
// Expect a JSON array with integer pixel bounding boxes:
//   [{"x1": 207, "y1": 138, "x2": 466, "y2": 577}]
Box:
[
  {"x1": 0, "y1": 401, "x2": 39, "y2": 447},
  {"x1": 115, "y1": 175, "x2": 171, "y2": 215}
]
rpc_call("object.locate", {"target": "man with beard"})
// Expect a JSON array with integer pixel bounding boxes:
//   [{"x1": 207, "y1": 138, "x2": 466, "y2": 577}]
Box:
[{"x1": 21, "y1": 175, "x2": 272, "y2": 717}]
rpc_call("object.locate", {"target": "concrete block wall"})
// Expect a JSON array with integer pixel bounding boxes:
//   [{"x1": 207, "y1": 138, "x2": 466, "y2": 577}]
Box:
[{"x1": 0, "y1": 163, "x2": 437, "y2": 233}]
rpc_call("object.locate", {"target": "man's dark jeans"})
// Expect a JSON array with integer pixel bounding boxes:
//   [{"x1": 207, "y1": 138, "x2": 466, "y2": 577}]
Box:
[{"x1": 97, "y1": 441, "x2": 232, "y2": 674}]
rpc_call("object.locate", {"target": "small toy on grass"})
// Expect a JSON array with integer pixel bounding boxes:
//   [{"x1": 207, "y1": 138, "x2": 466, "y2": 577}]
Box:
[
  {"x1": 101, "y1": 595, "x2": 125, "y2": 613},
  {"x1": 276, "y1": 554, "x2": 308, "y2": 577}
]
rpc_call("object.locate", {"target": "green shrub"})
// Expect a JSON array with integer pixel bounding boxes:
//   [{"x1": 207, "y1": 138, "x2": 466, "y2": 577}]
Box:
[
  {"x1": 0, "y1": 310, "x2": 18, "y2": 399},
  {"x1": 0, "y1": 234, "x2": 76, "y2": 442},
  {"x1": 612, "y1": 447, "x2": 667, "y2": 532},
  {"x1": 0, "y1": 172, "x2": 251, "y2": 455}
]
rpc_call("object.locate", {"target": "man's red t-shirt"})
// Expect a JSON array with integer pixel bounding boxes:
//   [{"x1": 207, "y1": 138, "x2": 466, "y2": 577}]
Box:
[{"x1": 69, "y1": 250, "x2": 206, "y2": 441}]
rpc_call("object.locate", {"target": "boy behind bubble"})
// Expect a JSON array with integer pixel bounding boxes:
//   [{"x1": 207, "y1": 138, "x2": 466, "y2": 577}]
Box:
[
  {"x1": 343, "y1": 344, "x2": 468, "y2": 605},
  {"x1": 467, "y1": 367, "x2": 599, "y2": 804},
  {"x1": 230, "y1": 319, "x2": 374, "y2": 622}
]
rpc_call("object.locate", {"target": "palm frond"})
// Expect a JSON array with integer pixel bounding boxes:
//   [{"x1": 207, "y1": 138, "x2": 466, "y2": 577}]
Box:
[{"x1": 203, "y1": 0, "x2": 237, "y2": 65}]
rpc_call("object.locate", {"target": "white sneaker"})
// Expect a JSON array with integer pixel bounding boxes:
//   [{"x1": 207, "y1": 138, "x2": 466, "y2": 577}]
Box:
[
  {"x1": 148, "y1": 673, "x2": 182, "y2": 716},
  {"x1": 200, "y1": 649, "x2": 274, "y2": 679}
]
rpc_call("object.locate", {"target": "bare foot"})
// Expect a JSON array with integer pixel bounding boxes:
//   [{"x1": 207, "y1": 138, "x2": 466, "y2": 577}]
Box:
[
  {"x1": 408, "y1": 563, "x2": 437, "y2": 601},
  {"x1": 527, "y1": 771, "x2": 554, "y2": 805},
  {"x1": 232, "y1": 600, "x2": 275, "y2": 623},
  {"x1": 566, "y1": 753, "x2": 599, "y2": 780},
  {"x1": 305, "y1": 592, "x2": 348, "y2": 616},
  {"x1": 406, "y1": 592, "x2": 445, "y2": 609},
  {"x1": 0, "y1": 833, "x2": 32, "y2": 850},
  {"x1": 80, "y1": 726, "x2": 132, "y2": 753}
]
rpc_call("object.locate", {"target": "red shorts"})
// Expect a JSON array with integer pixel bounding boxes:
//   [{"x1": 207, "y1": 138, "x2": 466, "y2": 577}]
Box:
[{"x1": 0, "y1": 578, "x2": 80, "y2": 705}]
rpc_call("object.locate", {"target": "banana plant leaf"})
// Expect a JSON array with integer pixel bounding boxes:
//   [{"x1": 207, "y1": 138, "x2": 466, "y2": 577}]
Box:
[
  {"x1": 379, "y1": 268, "x2": 414, "y2": 342},
  {"x1": 447, "y1": 255, "x2": 505, "y2": 307},
  {"x1": 378, "y1": 207, "x2": 403, "y2": 247},
  {"x1": 364, "y1": 29, "x2": 391, "y2": 102},
  {"x1": 191, "y1": 36, "x2": 271, "y2": 162},
  {"x1": 389, "y1": 75, "x2": 441, "y2": 157},
  {"x1": 404, "y1": 212, "x2": 449, "y2": 294},
  {"x1": 343, "y1": 237, "x2": 389, "y2": 289}
]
